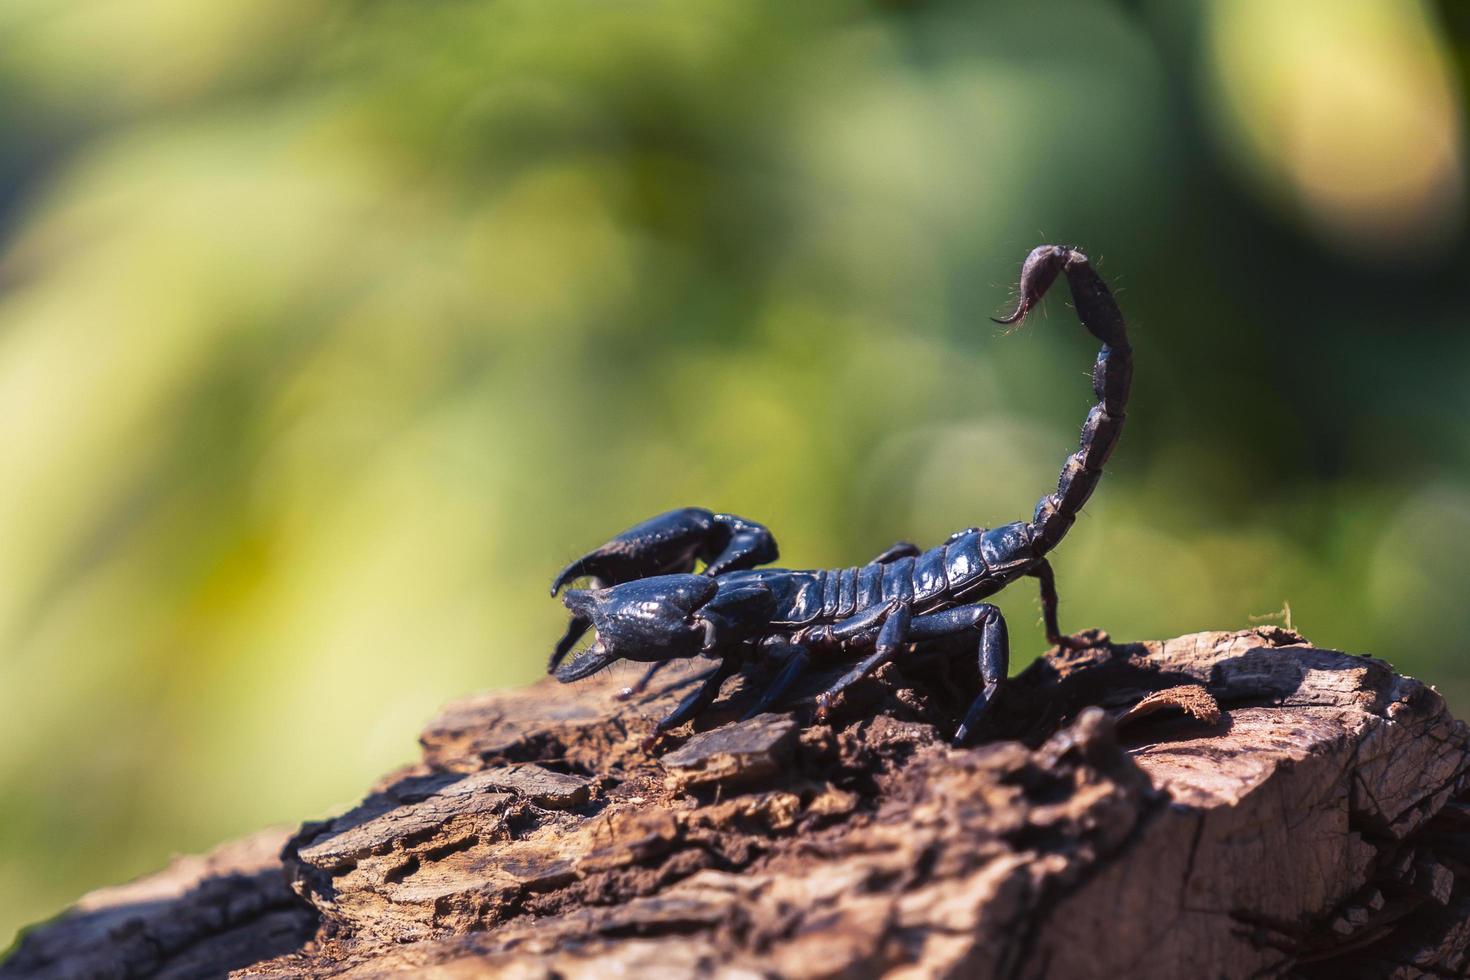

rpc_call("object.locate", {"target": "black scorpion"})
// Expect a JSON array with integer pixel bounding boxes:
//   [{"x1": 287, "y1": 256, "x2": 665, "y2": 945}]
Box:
[{"x1": 547, "y1": 245, "x2": 1130, "y2": 744}]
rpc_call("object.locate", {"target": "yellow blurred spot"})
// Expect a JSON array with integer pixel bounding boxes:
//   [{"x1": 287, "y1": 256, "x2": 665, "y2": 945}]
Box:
[
  {"x1": 1205, "y1": 0, "x2": 1465, "y2": 258},
  {"x1": 4, "y1": 0, "x2": 322, "y2": 109}
]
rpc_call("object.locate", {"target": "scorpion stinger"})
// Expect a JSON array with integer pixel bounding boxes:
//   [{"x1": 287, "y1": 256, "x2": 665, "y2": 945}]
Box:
[
  {"x1": 546, "y1": 245, "x2": 1132, "y2": 746},
  {"x1": 992, "y1": 243, "x2": 1069, "y2": 326}
]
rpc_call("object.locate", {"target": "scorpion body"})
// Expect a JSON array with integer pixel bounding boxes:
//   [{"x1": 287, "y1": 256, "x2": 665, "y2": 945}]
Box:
[
  {"x1": 718, "y1": 522, "x2": 1040, "y2": 631},
  {"x1": 547, "y1": 245, "x2": 1130, "y2": 743}
]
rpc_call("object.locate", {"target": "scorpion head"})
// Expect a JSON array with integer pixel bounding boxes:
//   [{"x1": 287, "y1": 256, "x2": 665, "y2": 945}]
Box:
[{"x1": 554, "y1": 574, "x2": 718, "y2": 682}]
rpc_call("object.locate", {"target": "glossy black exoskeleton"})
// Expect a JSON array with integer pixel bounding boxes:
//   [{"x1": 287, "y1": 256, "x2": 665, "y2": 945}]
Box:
[{"x1": 548, "y1": 245, "x2": 1131, "y2": 744}]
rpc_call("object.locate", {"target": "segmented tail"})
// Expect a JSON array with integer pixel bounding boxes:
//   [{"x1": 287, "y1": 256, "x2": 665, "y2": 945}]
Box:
[{"x1": 995, "y1": 246, "x2": 1131, "y2": 555}]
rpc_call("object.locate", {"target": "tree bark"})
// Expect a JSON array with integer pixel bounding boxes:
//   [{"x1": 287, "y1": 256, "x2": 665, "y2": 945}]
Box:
[{"x1": 6, "y1": 628, "x2": 1470, "y2": 979}]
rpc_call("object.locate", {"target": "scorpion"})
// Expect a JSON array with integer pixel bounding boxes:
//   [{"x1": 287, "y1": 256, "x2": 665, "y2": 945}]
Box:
[{"x1": 547, "y1": 244, "x2": 1130, "y2": 744}]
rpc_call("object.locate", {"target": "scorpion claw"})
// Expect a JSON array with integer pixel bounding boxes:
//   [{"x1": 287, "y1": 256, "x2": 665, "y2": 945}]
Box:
[
  {"x1": 550, "y1": 563, "x2": 588, "y2": 597},
  {"x1": 550, "y1": 508, "x2": 779, "y2": 596},
  {"x1": 549, "y1": 510, "x2": 779, "y2": 674},
  {"x1": 551, "y1": 639, "x2": 618, "y2": 683},
  {"x1": 548, "y1": 614, "x2": 593, "y2": 673}
]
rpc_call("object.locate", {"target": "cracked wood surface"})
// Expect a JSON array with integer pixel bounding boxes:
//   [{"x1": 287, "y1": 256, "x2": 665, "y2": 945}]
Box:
[{"x1": 6, "y1": 628, "x2": 1470, "y2": 979}]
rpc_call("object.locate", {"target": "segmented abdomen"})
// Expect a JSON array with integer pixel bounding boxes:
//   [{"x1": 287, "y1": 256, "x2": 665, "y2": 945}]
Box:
[{"x1": 812, "y1": 522, "x2": 1038, "y2": 621}]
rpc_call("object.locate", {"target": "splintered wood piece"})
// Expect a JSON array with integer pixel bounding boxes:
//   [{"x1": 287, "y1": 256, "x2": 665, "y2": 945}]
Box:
[
  {"x1": 660, "y1": 712, "x2": 799, "y2": 789},
  {"x1": 1116, "y1": 683, "x2": 1222, "y2": 728}
]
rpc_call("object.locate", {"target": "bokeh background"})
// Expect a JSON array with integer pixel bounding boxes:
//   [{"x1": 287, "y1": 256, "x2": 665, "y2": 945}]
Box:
[{"x1": 2, "y1": 0, "x2": 1468, "y2": 945}]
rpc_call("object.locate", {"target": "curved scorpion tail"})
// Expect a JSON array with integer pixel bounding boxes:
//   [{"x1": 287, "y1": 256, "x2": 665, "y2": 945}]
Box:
[{"x1": 994, "y1": 245, "x2": 1132, "y2": 556}]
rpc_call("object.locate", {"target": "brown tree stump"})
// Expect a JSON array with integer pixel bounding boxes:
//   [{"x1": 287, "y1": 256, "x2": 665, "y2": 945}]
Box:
[{"x1": 7, "y1": 628, "x2": 1470, "y2": 979}]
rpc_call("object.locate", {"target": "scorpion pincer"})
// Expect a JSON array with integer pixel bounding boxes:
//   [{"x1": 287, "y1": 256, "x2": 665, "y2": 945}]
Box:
[{"x1": 547, "y1": 245, "x2": 1131, "y2": 745}]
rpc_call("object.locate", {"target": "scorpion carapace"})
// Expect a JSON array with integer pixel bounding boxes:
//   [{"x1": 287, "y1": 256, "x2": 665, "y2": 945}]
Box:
[{"x1": 547, "y1": 245, "x2": 1131, "y2": 744}]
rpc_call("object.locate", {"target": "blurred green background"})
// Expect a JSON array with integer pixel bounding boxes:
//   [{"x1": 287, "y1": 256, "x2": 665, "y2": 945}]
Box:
[{"x1": 2, "y1": 0, "x2": 1468, "y2": 944}]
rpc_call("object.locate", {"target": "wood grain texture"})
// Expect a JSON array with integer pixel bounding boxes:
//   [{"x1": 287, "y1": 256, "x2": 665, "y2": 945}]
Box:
[{"x1": 6, "y1": 628, "x2": 1470, "y2": 979}]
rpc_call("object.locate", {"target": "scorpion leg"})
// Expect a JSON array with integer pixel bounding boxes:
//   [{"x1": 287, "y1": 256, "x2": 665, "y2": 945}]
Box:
[
  {"x1": 1029, "y1": 559, "x2": 1085, "y2": 649},
  {"x1": 740, "y1": 642, "x2": 812, "y2": 720},
  {"x1": 652, "y1": 658, "x2": 739, "y2": 737},
  {"x1": 813, "y1": 603, "x2": 913, "y2": 721},
  {"x1": 907, "y1": 603, "x2": 1010, "y2": 744},
  {"x1": 868, "y1": 541, "x2": 920, "y2": 564},
  {"x1": 803, "y1": 598, "x2": 896, "y2": 647}
]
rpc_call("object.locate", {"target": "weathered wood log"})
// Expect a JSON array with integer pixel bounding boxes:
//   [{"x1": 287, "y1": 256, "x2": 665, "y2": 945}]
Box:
[{"x1": 6, "y1": 628, "x2": 1470, "y2": 979}]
